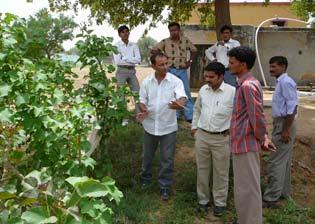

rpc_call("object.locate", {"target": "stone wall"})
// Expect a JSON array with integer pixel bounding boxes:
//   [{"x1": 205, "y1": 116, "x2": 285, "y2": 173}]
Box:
[{"x1": 183, "y1": 25, "x2": 315, "y2": 88}]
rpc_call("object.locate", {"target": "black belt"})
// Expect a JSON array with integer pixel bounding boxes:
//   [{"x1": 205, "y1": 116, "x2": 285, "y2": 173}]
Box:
[
  {"x1": 118, "y1": 65, "x2": 135, "y2": 69},
  {"x1": 199, "y1": 128, "x2": 229, "y2": 135}
]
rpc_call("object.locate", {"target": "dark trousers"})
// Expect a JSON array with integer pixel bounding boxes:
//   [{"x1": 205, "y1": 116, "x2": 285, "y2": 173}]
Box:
[{"x1": 141, "y1": 131, "x2": 177, "y2": 189}]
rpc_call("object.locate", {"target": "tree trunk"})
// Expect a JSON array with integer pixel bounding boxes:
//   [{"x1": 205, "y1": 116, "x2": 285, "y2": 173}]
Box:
[{"x1": 215, "y1": 0, "x2": 231, "y2": 39}]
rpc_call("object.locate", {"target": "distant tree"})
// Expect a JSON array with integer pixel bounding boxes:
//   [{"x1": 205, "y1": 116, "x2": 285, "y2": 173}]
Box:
[
  {"x1": 291, "y1": 0, "x2": 315, "y2": 20},
  {"x1": 24, "y1": 9, "x2": 77, "y2": 59},
  {"x1": 137, "y1": 36, "x2": 157, "y2": 65}
]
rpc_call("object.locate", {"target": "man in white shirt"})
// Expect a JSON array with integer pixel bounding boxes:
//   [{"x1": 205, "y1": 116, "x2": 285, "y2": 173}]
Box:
[
  {"x1": 137, "y1": 52, "x2": 187, "y2": 201},
  {"x1": 191, "y1": 62, "x2": 235, "y2": 216},
  {"x1": 205, "y1": 25, "x2": 240, "y2": 87},
  {"x1": 113, "y1": 25, "x2": 141, "y2": 124}
]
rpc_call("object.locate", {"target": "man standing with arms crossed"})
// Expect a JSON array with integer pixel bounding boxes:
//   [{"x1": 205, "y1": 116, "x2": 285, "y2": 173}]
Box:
[
  {"x1": 137, "y1": 53, "x2": 187, "y2": 200},
  {"x1": 263, "y1": 56, "x2": 298, "y2": 209},
  {"x1": 205, "y1": 25, "x2": 240, "y2": 87},
  {"x1": 151, "y1": 22, "x2": 197, "y2": 123},
  {"x1": 113, "y1": 25, "x2": 141, "y2": 125},
  {"x1": 191, "y1": 62, "x2": 235, "y2": 216},
  {"x1": 228, "y1": 46, "x2": 274, "y2": 224}
]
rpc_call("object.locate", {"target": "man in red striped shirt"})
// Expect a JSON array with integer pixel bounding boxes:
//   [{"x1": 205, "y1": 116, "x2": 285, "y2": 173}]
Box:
[{"x1": 228, "y1": 46, "x2": 274, "y2": 224}]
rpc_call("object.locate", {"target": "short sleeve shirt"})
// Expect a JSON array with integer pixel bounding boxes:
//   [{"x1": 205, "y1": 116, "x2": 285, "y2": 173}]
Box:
[{"x1": 154, "y1": 36, "x2": 197, "y2": 68}]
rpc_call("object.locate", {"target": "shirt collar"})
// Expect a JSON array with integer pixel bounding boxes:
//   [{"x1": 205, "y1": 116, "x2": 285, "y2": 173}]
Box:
[
  {"x1": 150, "y1": 72, "x2": 171, "y2": 82},
  {"x1": 119, "y1": 40, "x2": 131, "y2": 46},
  {"x1": 237, "y1": 72, "x2": 252, "y2": 86},
  {"x1": 205, "y1": 81, "x2": 226, "y2": 92},
  {"x1": 276, "y1": 73, "x2": 288, "y2": 83}
]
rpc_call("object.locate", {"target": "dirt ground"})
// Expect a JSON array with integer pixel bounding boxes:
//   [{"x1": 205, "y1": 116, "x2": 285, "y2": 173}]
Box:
[{"x1": 75, "y1": 66, "x2": 315, "y2": 209}]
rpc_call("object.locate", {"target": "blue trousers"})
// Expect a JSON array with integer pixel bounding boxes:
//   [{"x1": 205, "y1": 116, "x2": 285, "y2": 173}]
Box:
[{"x1": 168, "y1": 67, "x2": 194, "y2": 120}]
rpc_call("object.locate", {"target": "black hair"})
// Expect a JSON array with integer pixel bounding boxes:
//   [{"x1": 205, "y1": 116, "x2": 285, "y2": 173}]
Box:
[
  {"x1": 227, "y1": 46, "x2": 256, "y2": 69},
  {"x1": 150, "y1": 52, "x2": 168, "y2": 65},
  {"x1": 168, "y1": 22, "x2": 180, "y2": 29},
  {"x1": 118, "y1": 25, "x2": 129, "y2": 34},
  {"x1": 269, "y1": 56, "x2": 288, "y2": 69},
  {"x1": 220, "y1": 25, "x2": 233, "y2": 33},
  {"x1": 204, "y1": 62, "x2": 226, "y2": 76}
]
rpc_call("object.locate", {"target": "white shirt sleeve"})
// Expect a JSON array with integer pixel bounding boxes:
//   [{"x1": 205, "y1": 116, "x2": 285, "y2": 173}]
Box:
[
  {"x1": 113, "y1": 44, "x2": 127, "y2": 65},
  {"x1": 205, "y1": 44, "x2": 217, "y2": 61},
  {"x1": 124, "y1": 44, "x2": 141, "y2": 64},
  {"x1": 174, "y1": 79, "x2": 187, "y2": 100},
  {"x1": 191, "y1": 93, "x2": 202, "y2": 130},
  {"x1": 139, "y1": 80, "x2": 148, "y2": 105}
]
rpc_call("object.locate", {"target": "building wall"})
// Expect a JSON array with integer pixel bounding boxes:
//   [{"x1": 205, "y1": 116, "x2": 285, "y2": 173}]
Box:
[
  {"x1": 187, "y1": 3, "x2": 304, "y2": 28},
  {"x1": 183, "y1": 25, "x2": 315, "y2": 88}
]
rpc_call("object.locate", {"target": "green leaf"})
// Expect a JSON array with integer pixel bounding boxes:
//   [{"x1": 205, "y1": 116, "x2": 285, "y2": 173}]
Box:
[
  {"x1": 0, "y1": 84, "x2": 11, "y2": 97},
  {"x1": 81, "y1": 156, "x2": 95, "y2": 169},
  {"x1": 53, "y1": 89, "x2": 64, "y2": 103},
  {"x1": 16, "y1": 93, "x2": 30, "y2": 106},
  {"x1": 0, "y1": 108, "x2": 13, "y2": 123},
  {"x1": 66, "y1": 176, "x2": 89, "y2": 186},
  {"x1": 21, "y1": 207, "x2": 57, "y2": 224},
  {"x1": 0, "y1": 53, "x2": 6, "y2": 60},
  {"x1": 3, "y1": 37, "x2": 17, "y2": 47},
  {"x1": 0, "y1": 192, "x2": 17, "y2": 200}
]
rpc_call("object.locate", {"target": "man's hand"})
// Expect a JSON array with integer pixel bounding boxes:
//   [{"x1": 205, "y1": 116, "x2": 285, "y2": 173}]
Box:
[
  {"x1": 262, "y1": 135, "x2": 277, "y2": 152},
  {"x1": 168, "y1": 100, "x2": 186, "y2": 110},
  {"x1": 136, "y1": 110, "x2": 149, "y2": 122},
  {"x1": 191, "y1": 128, "x2": 197, "y2": 137},
  {"x1": 281, "y1": 129, "x2": 291, "y2": 144},
  {"x1": 150, "y1": 47, "x2": 160, "y2": 54},
  {"x1": 185, "y1": 60, "x2": 192, "y2": 69}
]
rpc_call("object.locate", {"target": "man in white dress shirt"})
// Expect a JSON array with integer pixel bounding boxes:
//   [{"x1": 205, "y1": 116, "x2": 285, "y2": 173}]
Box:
[
  {"x1": 205, "y1": 25, "x2": 240, "y2": 87},
  {"x1": 191, "y1": 62, "x2": 235, "y2": 216},
  {"x1": 137, "y1": 52, "x2": 187, "y2": 200},
  {"x1": 113, "y1": 25, "x2": 141, "y2": 124}
]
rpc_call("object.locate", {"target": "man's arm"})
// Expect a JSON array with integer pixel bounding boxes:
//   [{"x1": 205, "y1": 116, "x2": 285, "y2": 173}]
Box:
[
  {"x1": 168, "y1": 97, "x2": 187, "y2": 110},
  {"x1": 205, "y1": 44, "x2": 217, "y2": 61},
  {"x1": 124, "y1": 44, "x2": 141, "y2": 64},
  {"x1": 243, "y1": 83, "x2": 267, "y2": 143},
  {"x1": 191, "y1": 94, "x2": 202, "y2": 136},
  {"x1": 150, "y1": 40, "x2": 164, "y2": 54},
  {"x1": 113, "y1": 45, "x2": 126, "y2": 66}
]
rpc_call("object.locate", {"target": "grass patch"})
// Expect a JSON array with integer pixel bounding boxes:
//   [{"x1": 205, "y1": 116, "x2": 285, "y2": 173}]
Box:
[{"x1": 101, "y1": 120, "x2": 314, "y2": 224}]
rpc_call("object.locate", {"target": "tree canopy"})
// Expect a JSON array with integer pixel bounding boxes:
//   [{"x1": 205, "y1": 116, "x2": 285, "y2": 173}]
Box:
[
  {"x1": 291, "y1": 0, "x2": 315, "y2": 20},
  {"x1": 23, "y1": 8, "x2": 77, "y2": 59}
]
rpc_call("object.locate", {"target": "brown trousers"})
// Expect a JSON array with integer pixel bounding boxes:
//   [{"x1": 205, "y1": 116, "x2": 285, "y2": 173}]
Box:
[{"x1": 233, "y1": 151, "x2": 262, "y2": 224}]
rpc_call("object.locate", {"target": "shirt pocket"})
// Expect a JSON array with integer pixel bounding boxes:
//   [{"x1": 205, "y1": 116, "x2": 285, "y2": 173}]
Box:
[{"x1": 215, "y1": 102, "x2": 233, "y2": 118}]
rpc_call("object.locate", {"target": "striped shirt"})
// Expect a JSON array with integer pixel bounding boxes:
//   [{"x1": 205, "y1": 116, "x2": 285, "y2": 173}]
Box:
[{"x1": 230, "y1": 73, "x2": 267, "y2": 154}]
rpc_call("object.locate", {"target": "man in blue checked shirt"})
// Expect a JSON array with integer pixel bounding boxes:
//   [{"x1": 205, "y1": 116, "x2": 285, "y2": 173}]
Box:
[{"x1": 263, "y1": 56, "x2": 298, "y2": 209}]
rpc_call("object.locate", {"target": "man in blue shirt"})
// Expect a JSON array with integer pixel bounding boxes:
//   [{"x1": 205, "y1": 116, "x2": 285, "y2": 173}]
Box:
[{"x1": 263, "y1": 56, "x2": 298, "y2": 209}]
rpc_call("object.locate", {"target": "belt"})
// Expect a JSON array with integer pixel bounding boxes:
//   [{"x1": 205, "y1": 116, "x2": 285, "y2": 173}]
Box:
[
  {"x1": 118, "y1": 65, "x2": 135, "y2": 69},
  {"x1": 199, "y1": 128, "x2": 229, "y2": 135}
]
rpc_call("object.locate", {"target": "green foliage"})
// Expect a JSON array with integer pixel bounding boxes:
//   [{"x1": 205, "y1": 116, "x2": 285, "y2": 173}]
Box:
[
  {"x1": 47, "y1": 0, "x2": 217, "y2": 28},
  {"x1": 23, "y1": 8, "x2": 77, "y2": 59},
  {"x1": 264, "y1": 198, "x2": 312, "y2": 224},
  {"x1": 291, "y1": 0, "x2": 315, "y2": 20},
  {"x1": 0, "y1": 13, "x2": 125, "y2": 223},
  {"x1": 137, "y1": 36, "x2": 157, "y2": 65}
]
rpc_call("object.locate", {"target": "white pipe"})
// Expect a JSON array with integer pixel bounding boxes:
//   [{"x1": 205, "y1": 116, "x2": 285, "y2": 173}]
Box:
[{"x1": 255, "y1": 17, "x2": 307, "y2": 88}]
